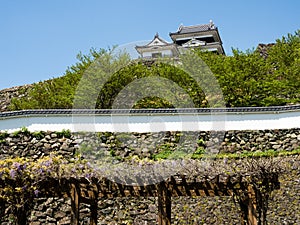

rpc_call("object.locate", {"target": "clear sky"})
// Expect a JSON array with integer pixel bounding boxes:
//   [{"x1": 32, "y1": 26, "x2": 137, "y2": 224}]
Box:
[{"x1": 0, "y1": 0, "x2": 299, "y2": 90}]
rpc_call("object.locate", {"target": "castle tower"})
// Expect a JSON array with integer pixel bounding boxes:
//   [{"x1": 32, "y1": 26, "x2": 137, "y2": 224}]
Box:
[
  {"x1": 135, "y1": 33, "x2": 179, "y2": 58},
  {"x1": 169, "y1": 20, "x2": 225, "y2": 55}
]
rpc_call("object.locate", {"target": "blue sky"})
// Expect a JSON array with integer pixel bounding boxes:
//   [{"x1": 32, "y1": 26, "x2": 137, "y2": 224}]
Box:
[{"x1": 0, "y1": 0, "x2": 299, "y2": 90}]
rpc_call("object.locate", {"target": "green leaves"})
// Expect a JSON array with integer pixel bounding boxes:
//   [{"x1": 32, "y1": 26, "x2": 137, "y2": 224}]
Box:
[
  {"x1": 9, "y1": 29, "x2": 300, "y2": 110},
  {"x1": 195, "y1": 30, "x2": 300, "y2": 107}
]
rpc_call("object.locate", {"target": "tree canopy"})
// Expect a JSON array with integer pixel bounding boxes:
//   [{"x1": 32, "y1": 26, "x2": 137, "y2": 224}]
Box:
[{"x1": 9, "y1": 30, "x2": 300, "y2": 110}]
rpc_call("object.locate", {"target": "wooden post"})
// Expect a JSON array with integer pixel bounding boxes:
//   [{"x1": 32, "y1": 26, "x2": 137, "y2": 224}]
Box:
[
  {"x1": 246, "y1": 185, "x2": 257, "y2": 225},
  {"x1": 89, "y1": 190, "x2": 98, "y2": 225},
  {"x1": 158, "y1": 182, "x2": 171, "y2": 225},
  {"x1": 240, "y1": 185, "x2": 257, "y2": 225},
  {"x1": 70, "y1": 183, "x2": 80, "y2": 225}
]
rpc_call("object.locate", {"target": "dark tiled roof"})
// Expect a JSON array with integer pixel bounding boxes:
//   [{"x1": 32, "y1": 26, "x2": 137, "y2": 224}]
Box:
[
  {"x1": 171, "y1": 22, "x2": 216, "y2": 35},
  {"x1": 135, "y1": 33, "x2": 172, "y2": 49}
]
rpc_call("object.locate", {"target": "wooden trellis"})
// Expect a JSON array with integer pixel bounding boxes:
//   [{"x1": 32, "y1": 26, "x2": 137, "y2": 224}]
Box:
[{"x1": 43, "y1": 173, "x2": 279, "y2": 225}]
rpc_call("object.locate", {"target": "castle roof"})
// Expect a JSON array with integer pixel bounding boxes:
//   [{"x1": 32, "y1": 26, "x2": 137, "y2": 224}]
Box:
[
  {"x1": 135, "y1": 33, "x2": 174, "y2": 50},
  {"x1": 170, "y1": 20, "x2": 216, "y2": 35}
]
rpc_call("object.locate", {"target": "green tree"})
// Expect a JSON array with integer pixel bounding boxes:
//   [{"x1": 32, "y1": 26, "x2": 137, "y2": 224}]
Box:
[{"x1": 9, "y1": 29, "x2": 300, "y2": 110}]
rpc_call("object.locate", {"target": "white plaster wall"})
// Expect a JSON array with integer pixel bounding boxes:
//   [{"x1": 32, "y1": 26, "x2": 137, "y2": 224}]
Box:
[
  {"x1": 1, "y1": 111, "x2": 300, "y2": 133},
  {"x1": 142, "y1": 49, "x2": 173, "y2": 58}
]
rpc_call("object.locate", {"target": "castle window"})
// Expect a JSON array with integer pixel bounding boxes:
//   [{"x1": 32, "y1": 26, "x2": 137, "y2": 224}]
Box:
[{"x1": 152, "y1": 52, "x2": 162, "y2": 58}]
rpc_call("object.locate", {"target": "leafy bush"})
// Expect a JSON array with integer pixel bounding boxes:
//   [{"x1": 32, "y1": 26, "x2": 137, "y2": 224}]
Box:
[
  {"x1": 197, "y1": 30, "x2": 300, "y2": 107},
  {"x1": 0, "y1": 132, "x2": 8, "y2": 143},
  {"x1": 32, "y1": 131, "x2": 45, "y2": 139},
  {"x1": 55, "y1": 129, "x2": 71, "y2": 138},
  {"x1": 8, "y1": 30, "x2": 300, "y2": 109}
]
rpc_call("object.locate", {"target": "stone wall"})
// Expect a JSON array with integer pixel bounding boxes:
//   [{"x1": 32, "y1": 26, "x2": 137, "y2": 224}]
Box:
[
  {"x1": 0, "y1": 129, "x2": 300, "y2": 224},
  {"x1": 0, "y1": 130, "x2": 76, "y2": 160},
  {"x1": 221, "y1": 129, "x2": 300, "y2": 153},
  {"x1": 0, "y1": 85, "x2": 31, "y2": 112},
  {"x1": 2, "y1": 129, "x2": 300, "y2": 161}
]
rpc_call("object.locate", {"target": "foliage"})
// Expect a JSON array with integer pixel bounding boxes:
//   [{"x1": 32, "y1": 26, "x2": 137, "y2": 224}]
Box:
[
  {"x1": 229, "y1": 157, "x2": 282, "y2": 224},
  {"x1": 0, "y1": 145, "x2": 297, "y2": 223},
  {"x1": 11, "y1": 127, "x2": 30, "y2": 138},
  {"x1": 32, "y1": 131, "x2": 45, "y2": 139},
  {"x1": 0, "y1": 132, "x2": 8, "y2": 143},
  {"x1": 55, "y1": 129, "x2": 72, "y2": 138},
  {"x1": 0, "y1": 153, "x2": 94, "y2": 224},
  {"x1": 152, "y1": 147, "x2": 300, "y2": 160},
  {"x1": 74, "y1": 58, "x2": 208, "y2": 109},
  {"x1": 8, "y1": 30, "x2": 300, "y2": 109},
  {"x1": 0, "y1": 155, "x2": 61, "y2": 224},
  {"x1": 9, "y1": 48, "x2": 110, "y2": 110},
  {"x1": 196, "y1": 29, "x2": 300, "y2": 107}
]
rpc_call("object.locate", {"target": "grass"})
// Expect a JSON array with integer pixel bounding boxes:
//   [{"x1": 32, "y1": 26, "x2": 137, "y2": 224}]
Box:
[
  {"x1": 55, "y1": 129, "x2": 71, "y2": 138},
  {"x1": 152, "y1": 148, "x2": 300, "y2": 160},
  {"x1": 32, "y1": 131, "x2": 45, "y2": 139},
  {"x1": 12, "y1": 127, "x2": 30, "y2": 137}
]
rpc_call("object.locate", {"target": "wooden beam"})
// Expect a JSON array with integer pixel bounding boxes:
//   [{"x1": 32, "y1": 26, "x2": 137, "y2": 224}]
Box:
[
  {"x1": 240, "y1": 185, "x2": 258, "y2": 225},
  {"x1": 70, "y1": 183, "x2": 80, "y2": 225},
  {"x1": 158, "y1": 182, "x2": 171, "y2": 225},
  {"x1": 89, "y1": 190, "x2": 98, "y2": 225},
  {"x1": 246, "y1": 185, "x2": 257, "y2": 225}
]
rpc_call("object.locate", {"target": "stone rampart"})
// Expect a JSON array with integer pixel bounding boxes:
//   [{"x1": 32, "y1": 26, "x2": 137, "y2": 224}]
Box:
[{"x1": 0, "y1": 129, "x2": 299, "y2": 224}]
